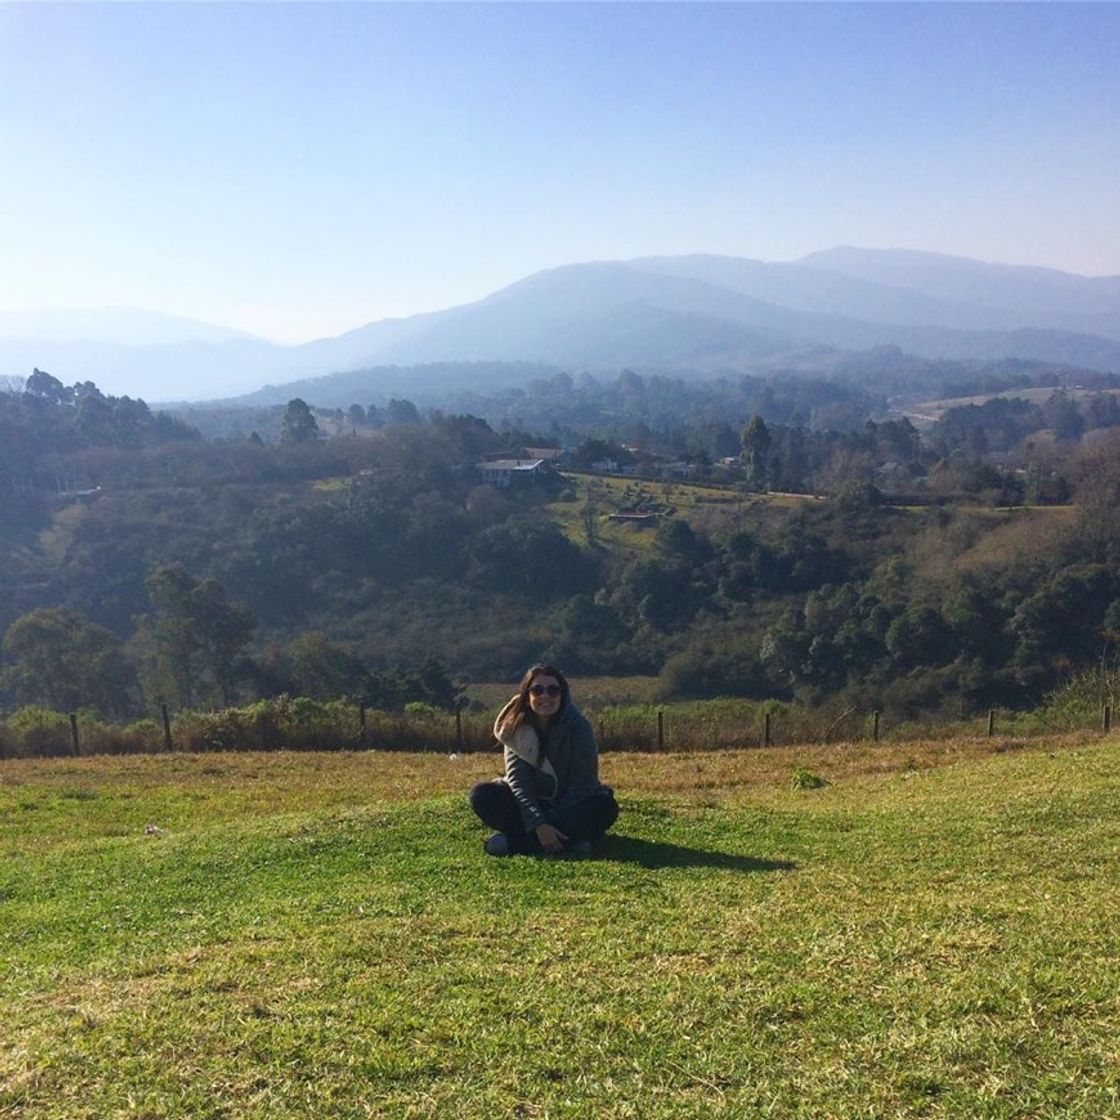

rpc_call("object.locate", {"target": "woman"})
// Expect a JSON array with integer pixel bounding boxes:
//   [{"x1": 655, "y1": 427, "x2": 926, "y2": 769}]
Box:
[{"x1": 469, "y1": 664, "x2": 619, "y2": 856}]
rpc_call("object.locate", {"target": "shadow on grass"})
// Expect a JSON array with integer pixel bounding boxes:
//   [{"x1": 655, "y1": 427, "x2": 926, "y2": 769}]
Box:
[{"x1": 596, "y1": 834, "x2": 795, "y2": 872}]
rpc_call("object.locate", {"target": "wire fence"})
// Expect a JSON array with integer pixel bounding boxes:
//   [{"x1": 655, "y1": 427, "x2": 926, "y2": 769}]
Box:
[{"x1": 0, "y1": 695, "x2": 1114, "y2": 760}]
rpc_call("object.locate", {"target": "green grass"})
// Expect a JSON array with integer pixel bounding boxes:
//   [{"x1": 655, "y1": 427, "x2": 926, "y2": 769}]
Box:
[{"x1": 2, "y1": 740, "x2": 1119, "y2": 1118}]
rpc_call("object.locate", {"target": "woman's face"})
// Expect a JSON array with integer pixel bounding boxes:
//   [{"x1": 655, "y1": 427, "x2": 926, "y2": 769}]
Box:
[{"x1": 527, "y1": 674, "x2": 562, "y2": 722}]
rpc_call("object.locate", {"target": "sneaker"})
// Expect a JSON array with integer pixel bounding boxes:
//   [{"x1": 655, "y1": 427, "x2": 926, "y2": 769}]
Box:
[
  {"x1": 565, "y1": 840, "x2": 594, "y2": 857},
  {"x1": 483, "y1": 832, "x2": 511, "y2": 857}
]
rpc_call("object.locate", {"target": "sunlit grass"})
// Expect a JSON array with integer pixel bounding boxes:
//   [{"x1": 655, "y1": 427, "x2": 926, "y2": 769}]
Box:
[{"x1": 3, "y1": 737, "x2": 1119, "y2": 1118}]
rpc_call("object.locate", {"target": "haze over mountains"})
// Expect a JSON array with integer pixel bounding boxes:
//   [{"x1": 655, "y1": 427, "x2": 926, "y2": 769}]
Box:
[{"x1": 4, "y1": 248, "x2": 1119, "y2": 403}]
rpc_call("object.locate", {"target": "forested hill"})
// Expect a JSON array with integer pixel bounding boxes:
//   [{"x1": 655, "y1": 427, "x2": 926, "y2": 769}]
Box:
[
  {"x1": 187, "y1": 361, "x2": 564, "y2": 412},
  {"x1": 2, "y1": 367, "x2": 1120, "y2": 726}
]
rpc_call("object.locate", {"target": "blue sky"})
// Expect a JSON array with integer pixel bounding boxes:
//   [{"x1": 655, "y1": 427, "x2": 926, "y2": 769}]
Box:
[{"x1": 1, "y1": 2, "x2": 1117, "y2": 343}]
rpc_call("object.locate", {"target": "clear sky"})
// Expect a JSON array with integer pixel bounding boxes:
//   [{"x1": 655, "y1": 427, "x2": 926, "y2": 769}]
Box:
[{"x1": 1, "y1": 2, "x2": 1117, "y2": 343}]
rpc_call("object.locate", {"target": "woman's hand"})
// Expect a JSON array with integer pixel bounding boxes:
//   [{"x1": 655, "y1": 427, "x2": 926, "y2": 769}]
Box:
[{"x1": 535, "y1": 822, "x2": 569, "y2": 853}]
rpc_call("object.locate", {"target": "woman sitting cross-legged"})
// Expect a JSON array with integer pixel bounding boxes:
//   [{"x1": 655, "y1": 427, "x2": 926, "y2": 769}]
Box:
[{"x1": 470, "y1": 663, "x2": 619, "y2": 856}]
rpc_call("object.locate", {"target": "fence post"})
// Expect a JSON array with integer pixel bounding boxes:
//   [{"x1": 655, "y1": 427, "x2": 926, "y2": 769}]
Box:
[
  {"x1": 69, "y1": 712, "x2": 80, "y2": 757},
  {"x1": 359, "y1": 701, "x2": 367, "y2": 746},
  {"x1": 657, "y1": 709, "x2": 664, "y2": 751},
  {"x1": 160, "y1": 703, "x2": 173, "y2": 751},
  {"x1": 1103, "y1": 705, "x2": 1112, "y2": 734},
  {"x1": 455, "y1": 708, "x2": 464, "y2": 752},
  {"x1": 872, "y1": 710, "x2": 881, "y2": 742},
  {"x1": 987, "y1": 709, "x2": 996, "y2": 738},
  {"x1": 763, "y1": 711, "x2": 772, "y2": 748}
]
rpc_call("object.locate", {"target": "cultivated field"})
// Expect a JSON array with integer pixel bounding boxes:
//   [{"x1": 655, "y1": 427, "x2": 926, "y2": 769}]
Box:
[{"x1": 3, "y1": 736, "x2": 1118, "y2": 1118}]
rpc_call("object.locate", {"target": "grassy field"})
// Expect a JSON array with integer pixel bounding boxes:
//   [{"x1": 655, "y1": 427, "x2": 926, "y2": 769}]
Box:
[
  {"x1": 546, "y1": 472, "x2": 813, "y2": 553},
  {"x1": 3, "y1": 735, "x2": 1119, "y2": 1118},
  {"x1": 912, "y1": 386, "x2": 1120, "y2": 424}
]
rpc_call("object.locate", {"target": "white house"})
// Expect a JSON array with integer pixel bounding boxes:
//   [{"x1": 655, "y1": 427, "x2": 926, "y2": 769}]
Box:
[{"x1": 476, "y1": 459, "x2": 549, "y2": 487}]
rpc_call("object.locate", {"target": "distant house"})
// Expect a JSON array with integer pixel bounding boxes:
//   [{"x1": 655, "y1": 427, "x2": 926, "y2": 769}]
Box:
[
  {"x1": 874, "y1": 461, "x2": 912, "y2": 491},
  {"x1": 476, "y1": 458, "x2": 550, "y2": 488}
]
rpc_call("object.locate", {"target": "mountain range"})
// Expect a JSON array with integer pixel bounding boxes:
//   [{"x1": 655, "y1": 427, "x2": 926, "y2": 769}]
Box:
[{"x1": 3, "y1": 248, "x2": 1119, "y2": 403}]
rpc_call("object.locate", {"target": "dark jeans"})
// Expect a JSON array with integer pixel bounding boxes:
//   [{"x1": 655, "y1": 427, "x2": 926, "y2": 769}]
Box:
[{"x1": 469, "y1": 780, "x2": 619, "y2": 854}]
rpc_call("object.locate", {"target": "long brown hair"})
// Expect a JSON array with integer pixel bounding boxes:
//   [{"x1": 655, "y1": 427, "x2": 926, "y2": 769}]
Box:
[{"x1": 504, "y1": 663, "x2": 571, "y2": 733}]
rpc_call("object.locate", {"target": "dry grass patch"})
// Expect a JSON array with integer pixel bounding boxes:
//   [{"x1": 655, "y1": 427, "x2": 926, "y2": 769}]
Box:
[{"x1": 950, "y1": 505, "x2": 1077, "y2": 572}]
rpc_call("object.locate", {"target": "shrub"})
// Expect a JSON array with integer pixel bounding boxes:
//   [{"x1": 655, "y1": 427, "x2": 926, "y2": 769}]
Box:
[
  {"x1": 4, "y1": 707, "x2": 72, "y2": 758},
  {"x1": 172, "y1": 696, "x2": 360, "y2": 752},
  {"x1": 403, "y1": 701, "x2": 443, "y2": 717},
  {"x1": 76, "y1": 715, "x2": 163, "y2": 755},
  {"x1": 1036, "y1": 667, "x2": 1120, "y2": 730}
]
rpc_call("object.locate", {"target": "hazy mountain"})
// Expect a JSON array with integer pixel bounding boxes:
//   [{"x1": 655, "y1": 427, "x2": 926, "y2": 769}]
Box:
[
  {"x1": 5, "y1": 250, "x2": 1120, "y2": 403},
  {"x1": 290, "y1": 263, "x2": 807, "y2": 367},
  {"x1": 0, "y1": 336, "x2": 287, "y2": 402},
  {"x1": 274, "y1": 257, "x2": 1120, "y2": 380},
  {"x1": 0, "y1": 307, "x2": 284, "y2": 402},
  {"x1": 796, "y1": 247, "x2": 1120, "y2": 340},
  {"x1": 0, "y1": 306, "x2": 258, "y2": 346},
  {"x1": 629, "y1": 253, "x2": 1025, "y2": 332}
]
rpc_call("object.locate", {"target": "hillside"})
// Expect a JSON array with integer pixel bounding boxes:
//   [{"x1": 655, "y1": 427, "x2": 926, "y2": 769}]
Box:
[{"x1": 4, "y1": 370, "x2": 1120, "y2": 724}]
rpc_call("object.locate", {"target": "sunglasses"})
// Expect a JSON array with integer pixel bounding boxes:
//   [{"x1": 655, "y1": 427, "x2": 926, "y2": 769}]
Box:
[{"x1": 529, "y1": 684, "x2": 562, "y2": 697}]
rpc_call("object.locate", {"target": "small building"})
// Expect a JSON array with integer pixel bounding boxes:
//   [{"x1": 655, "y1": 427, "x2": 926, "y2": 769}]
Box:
[
  {"x1": 477, "y1": 458, "x2": 549, "y2": 488},
  {"x1": 875, "y1": 461, "x2": 913, "y2": 491}
]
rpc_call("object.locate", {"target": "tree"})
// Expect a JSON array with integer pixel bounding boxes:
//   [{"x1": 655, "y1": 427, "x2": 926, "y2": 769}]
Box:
[
  {"x1": 385, "y1": 398, "x2": 421, "y2": 426},
  {"x1": 740, "y1": 415, "x2": 771, "y2": 490},
  {"x1": 286, "y1": 632, "x2": 367, "y2": 699},
  {"x1": 25, "y1": 368, "x2": 70, "y2": 405},
  {"x1": 1041, "y1": 392, "x2": 1086, "y2": 443},
  {"x1": 570, "y1": 438, "x2": 634, "y2": 471},
  {"x1": 73, "y1": 384, "x2": 115, "y2": 445},
  {"x1": 552, "y1": 594, "x2": 629, "y2": 672},
  {"x1": 1009, "y1": 564, "x2": 1119, "y2": 687},
  {"x1": 582, "y1": 499, "x2": 600, "y2": 545},
  {"x1": 1, "y1": 608, "x2": 137, "y2": 715},
  {"x1": 1083, "y1": 392, "x2": 1120, "y2": 431},
  {"x1": 612, "y1": 557, "x2": 700, "y2": 631},
  {"x1": 109, "y1": 395, "x2": 151, "y2": 450},
  {"x1": 465, "y1": 516, "x2": 594, "y2": 598},
  {"x1": 656, "y1": 518, "x2": 713, "y2": 563},
  {"x1": 885, "y1": 606, "x2": 955, "y2": 670},
  {"x1": 281, "y1": 398, "x2": 319, "y2": 444},
  {"x1": 144, "y1": 564, "x2": 256, "y2": 707}
]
